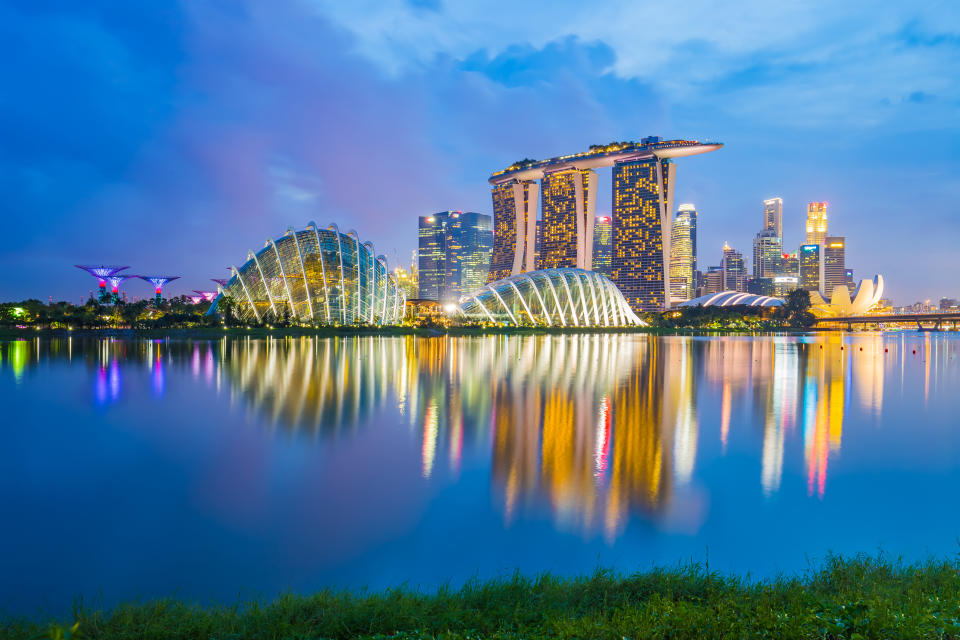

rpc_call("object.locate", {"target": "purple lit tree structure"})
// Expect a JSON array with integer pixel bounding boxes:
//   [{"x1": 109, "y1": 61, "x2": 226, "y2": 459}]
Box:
[
  {"x1": 75, "y1": 265, "x2": 129, "y2": 302},
  {"x1": 106, "y1": 274, "x2": 138, "y2": 304},
  {"x1": 192, "y1": 290, "x2": 218, "y2": 303},
  {"x1": 138, "y1": 276, "x2": 180, "y2": 306},
  {"x1": 211, "y1": 278, "x2": 230, "y2": 289}
]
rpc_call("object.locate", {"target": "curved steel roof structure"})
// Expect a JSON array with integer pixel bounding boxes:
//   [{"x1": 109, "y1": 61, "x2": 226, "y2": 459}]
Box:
[
  {"x1": 679, "y1": 291, "x2": 784, "y2": 308},
  {"x1": 458, "y1": 268, "x2": 645, "y2": 327},
  {"x1": 212, "y1": 222, "x2": 406, "y2": 325},
  {"x1": 489, "y1": 138, "x2": 723, "y2": 185}
]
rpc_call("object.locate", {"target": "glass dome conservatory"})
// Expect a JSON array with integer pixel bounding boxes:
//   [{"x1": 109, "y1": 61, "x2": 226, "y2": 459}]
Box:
[
  {"x1": 212, "y1": 223, "x2": 406, "y2": 324},
  {"x1": 458, "y1": 268, "x2": 644, "y2": 327}
]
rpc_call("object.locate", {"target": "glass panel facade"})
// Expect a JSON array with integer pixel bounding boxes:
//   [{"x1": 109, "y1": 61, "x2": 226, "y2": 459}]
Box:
[
  {"x1": 215, "y1": 225, "x2": 406, "y2": 325},
  {"x1": 458, "y1": 268, "x2": 644, "y2": 327}
]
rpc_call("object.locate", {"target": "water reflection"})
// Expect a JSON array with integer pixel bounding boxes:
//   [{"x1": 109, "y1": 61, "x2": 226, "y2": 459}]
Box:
[{"x1": 2, "y1": 333, "x2": 956, "y2": 541}]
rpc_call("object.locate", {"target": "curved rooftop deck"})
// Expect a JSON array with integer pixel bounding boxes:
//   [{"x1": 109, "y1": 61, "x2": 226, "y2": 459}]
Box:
[{"x1": 489, "y1": 139, "x2": 723, "y2": 185}]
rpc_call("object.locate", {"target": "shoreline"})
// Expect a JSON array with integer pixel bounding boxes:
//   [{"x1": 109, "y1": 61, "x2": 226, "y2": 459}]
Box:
[
  {"x1": 0, "y1": 326, "x2": 834, "y2": 340},
  {"x1": 3, "y1": 555, "x2": 958, "y2": 638}
]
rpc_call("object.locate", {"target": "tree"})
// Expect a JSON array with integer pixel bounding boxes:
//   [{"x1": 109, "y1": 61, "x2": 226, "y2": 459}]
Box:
[{"x1": 781, "y1": 289, "x2": 816, "y2": 327}]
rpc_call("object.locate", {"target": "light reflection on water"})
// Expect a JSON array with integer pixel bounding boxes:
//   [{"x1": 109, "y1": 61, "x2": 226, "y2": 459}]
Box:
[{"x1": 1, "y1": 333, "x2": 959, "y2": 613}]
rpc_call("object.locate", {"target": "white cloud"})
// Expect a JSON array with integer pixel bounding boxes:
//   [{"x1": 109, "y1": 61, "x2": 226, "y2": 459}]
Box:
[{"x1": 309, "y1": 0, "x2": 960, "y2": 128}]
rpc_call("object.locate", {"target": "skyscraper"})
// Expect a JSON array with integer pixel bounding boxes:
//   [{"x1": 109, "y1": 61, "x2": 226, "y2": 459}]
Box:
[
  {"x1": 540, "y1": 169, "x2": 597, "y2": 270},
  {"x1": 764, "y1": 197, "x2": 783, "y2": 239},
  {"x1": 823, "y1": 236, "x2": 846, "y2": 298},
  {"x1": 612, "y1": 157, "x2": 675, "y2": 311},
  {"x1": 752, "y1": 229, "x2": 782, "y2": 278},
  {"x1": 419, "y1": 211, "x2": 492, "y2": 301},
  {"x1": 446, "y1": 211, "x2": 493, "y2": 298},
  {"x1": 799, "y1": 244, "x2": 822, "y2": 292},
  {"x1": 489, "y1": 180, "x2": 538, "y2": 282},
  {"x1": 592, "y1": 215, "x2": 612, "y2": 276},
  {"x1": 487, "y1": 138, "x2": 722, "y2": 310},
  {"x1": 418, "y1": 213, "x2": 448, "y2": 300},
  {"x1": 805, "y1": 202, "x2": 828, "y2": 246},
  {"x1": 721, "y1": 244, "x2": 746, "y2": 292},
  {"x1": 670, "y1": 204, "x2": 697, "y2": 301}
]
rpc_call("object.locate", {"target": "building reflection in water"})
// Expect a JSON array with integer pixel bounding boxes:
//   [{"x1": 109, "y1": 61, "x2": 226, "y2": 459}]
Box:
[{"x1": 2, "y1": 332, "x2": 930, "y2": 538}]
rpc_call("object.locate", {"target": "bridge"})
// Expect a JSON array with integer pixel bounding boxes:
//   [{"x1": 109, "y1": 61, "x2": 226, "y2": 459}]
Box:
[{"x1": 813, "y1": 312, "x2": 960, "y2": 330}]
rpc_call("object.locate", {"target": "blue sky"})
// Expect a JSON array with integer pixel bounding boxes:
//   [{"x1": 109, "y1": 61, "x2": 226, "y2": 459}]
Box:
[{"x1": 2, "y1": 0, "x2": 958, "y2": 303}]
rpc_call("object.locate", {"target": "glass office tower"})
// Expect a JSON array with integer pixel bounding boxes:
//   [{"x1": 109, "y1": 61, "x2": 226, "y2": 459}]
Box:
[{"x1": 670, "y1": 204, "x2": 697, "y2": 301}]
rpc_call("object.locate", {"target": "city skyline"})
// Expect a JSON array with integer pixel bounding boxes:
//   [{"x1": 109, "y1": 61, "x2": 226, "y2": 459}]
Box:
[{"x1": 2, "y1": 2, "x2": 958, "y2": 304}]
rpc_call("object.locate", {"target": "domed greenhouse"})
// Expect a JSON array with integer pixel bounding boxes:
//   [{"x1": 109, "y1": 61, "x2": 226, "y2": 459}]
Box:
[{"x1": 211, "y1": 223, "x2": 406, "y2": 325}]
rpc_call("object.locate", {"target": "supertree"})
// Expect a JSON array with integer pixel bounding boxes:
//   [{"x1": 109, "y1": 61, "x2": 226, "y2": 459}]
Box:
[
  {"x1": 75, "y1": 265, "x2": 129, "y2": 303},
  {"x1": 193, "y1": 290, "x2": 218, "y2": 302},
  {"x1": 106, "y1": 274, "x2": 138, "y2": 304},
  {"x1": 138, "y1": 276, "x2": 180, "y2": 306},
  {"x1": 211, "y1": 278, "x2": 230, "y2": 289}
]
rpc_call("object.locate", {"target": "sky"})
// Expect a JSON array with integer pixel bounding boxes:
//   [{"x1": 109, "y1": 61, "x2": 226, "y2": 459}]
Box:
[{"x1": 1, "y1": 0, "x2": 958, "y2": 305}]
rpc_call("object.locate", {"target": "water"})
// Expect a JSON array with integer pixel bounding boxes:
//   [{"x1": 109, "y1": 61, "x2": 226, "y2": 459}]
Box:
[{"x1": 2, "y1": 333, "x2": 959, "y2": 614}]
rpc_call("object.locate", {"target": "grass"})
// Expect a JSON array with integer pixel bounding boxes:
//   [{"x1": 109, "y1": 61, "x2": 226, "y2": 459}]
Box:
[{"x1": 5, "y1": 555, "x2": 960, "y2": 639}]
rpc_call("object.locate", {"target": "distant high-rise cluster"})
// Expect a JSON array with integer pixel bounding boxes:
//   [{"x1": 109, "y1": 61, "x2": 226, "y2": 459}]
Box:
[{"x1": 417, "y1": 211, "x2": 493, "y2": 302}]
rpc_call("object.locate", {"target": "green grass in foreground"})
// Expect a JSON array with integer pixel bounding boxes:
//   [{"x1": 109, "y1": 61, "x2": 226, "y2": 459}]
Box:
[{"x1": 5, "y1": 555, "x2": 960, "y2": 639}]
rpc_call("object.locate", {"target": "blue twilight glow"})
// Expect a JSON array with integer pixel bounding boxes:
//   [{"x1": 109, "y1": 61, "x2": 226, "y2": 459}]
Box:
[{"x1": 2, "y1": 2, "x2": 958, "y2": 303}]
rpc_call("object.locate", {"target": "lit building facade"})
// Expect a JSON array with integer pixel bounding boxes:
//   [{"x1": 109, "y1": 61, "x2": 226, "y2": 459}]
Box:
[
  {"x1": 592, "y1": 215, "x2": 612, "y2": 276},
  {"x1": 540, "y1": 169, "x2": 597, "y2": 271},
  {"x1": 612, "y1": 157, "x2": 675, "y2": 311},
  {"x1": 806, "y1": 202, "x2": 828, "y2": 246},
  {"x1": 445, "y1": 211, "x2": 493, "y2": 299},
  {"x1": 752, "y1": 229, "x2": 782, "y2": 278},
  {"x1": 763, "y1": 197, "x2": 783, "y2": 239},
  {"x1": 490, "y1": 180, "x2": 538, "y2": 281},
  {"x1": 799, "y1": 244, "x2": 822, "y2": 292},
  {"x1": 418, "y1": 212, "x2": 449, "y2": 300},
  {"x1": 213, "y1": 222, "x2": 406, "y2": 325},
  {"x1": 721, "y1": 244, "x2": 746, "y2": 292},
  {"x1": 419, "y1": 211, "x2": 492, "y2": 301},
  {"x1": 670, "y1": 204, "x2": 697, "y2": 301},
  {"x1": 823, "y1": 236, "x2": 846, "y2": 298},
  {"x1": 487, "y1": 138, "x2": 722, "y2": 311}
]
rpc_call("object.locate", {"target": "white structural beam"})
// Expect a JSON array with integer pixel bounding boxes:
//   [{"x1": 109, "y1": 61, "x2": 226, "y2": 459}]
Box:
[
  {"x1": 269, "y1": 239, "x2": 298, "y2": 319},
  {"x1": 232, "y1": 265, "x2": 261, "y2": 322}
]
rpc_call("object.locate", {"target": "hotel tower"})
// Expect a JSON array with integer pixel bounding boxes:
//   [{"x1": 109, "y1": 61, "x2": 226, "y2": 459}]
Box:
[{"x1": 487, "y1": 137, "x2": 722, "y2": 311}]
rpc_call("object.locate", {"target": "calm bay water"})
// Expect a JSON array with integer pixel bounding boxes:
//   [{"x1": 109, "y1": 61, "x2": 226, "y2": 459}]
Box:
[{"x1": 2, "y1": 333, "x2": 959, "y2": 614}]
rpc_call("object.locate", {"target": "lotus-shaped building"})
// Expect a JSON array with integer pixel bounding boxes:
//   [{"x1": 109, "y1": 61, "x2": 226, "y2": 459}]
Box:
[
  {"x1": 810, "y1": 275, "x2": 884, "y2": 317},
  {"x1": 457, "y1": 268, "x2": 645, "y2": 327},
  {"x1": 212, "y1": 223, "x2": 406, "y2": 325}
]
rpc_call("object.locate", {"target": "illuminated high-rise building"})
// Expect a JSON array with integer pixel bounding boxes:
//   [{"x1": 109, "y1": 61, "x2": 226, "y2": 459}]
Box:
[
  {"x1": 419, "y1": 211, "x2": 492, "y2": 301},
  {"x1": 489, "y1": 180, "x2": 539, "y2": 281},
  {"x1": 703, "y1": 267, "x2": 724, "y2": 295},
  {"x1": 488, "y1": 138, "x2": 722, "y2": 311},
  {"x1": 805, "y1": 202, "x2": 828, "y2": 246},
  {"x1": 669, "y1": 204, "x2": 697, "y2": 301},
  {"x1": 612, "y1": 157, "x2": 675, "y2": 311},
  {"x1": 780, "y1": 252, "x2": 799, "y2": 277},
  {"x1": 752, "y1": 229, "x2": 782, "y2": 278},
  {"x1": 418, "y1": 212, "x2": 449, "y2": 300},
  {"x1": 446, "y1": 212, "x2": 493, "y2": 299},
  {"x1": 592, "y1": 215, "x2": 612, "y2": 275},
  {"x1": 540, "y1": 169, "x2": 597, "y2": 270},
  {"x1": 799, "y1": 244, "x2": 822, "y2": 292},
  {"x1": 823, "y1": 236, "x2": 846, "y2": 298},
  {"x1": 764, "y1": 197, "x2": 783, "y2": 239},
  {"x1": 721, "y1": 244, "x2": 746, "y2": 292}
]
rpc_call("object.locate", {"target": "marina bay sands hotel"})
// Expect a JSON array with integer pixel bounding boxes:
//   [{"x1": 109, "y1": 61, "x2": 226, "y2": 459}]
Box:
[{"x1": 487, "y1": 136, "x2": 722, "y2": 311}]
